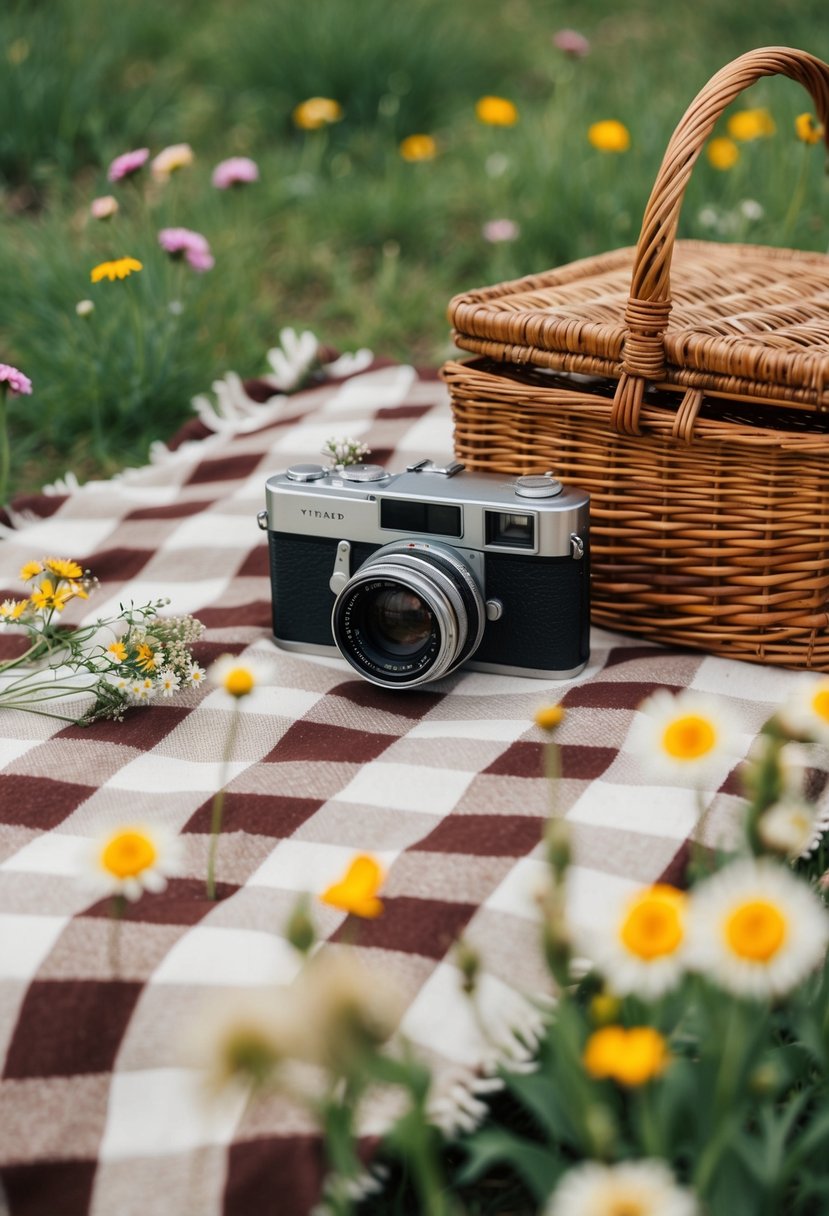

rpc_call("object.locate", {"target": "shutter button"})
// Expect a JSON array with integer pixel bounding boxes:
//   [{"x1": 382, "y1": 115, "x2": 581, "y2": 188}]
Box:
[
  {"x1": 340, "y1": 464, "x2": 390, "y2": 482},
  {"x1": 286, "y1": 464, "x2": 328, "y2": 482},
  {"x1": 514, "y1": 473, "x2": 563, "y2": 498}
]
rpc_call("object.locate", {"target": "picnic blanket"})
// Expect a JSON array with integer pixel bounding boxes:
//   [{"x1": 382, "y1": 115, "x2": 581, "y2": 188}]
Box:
[{"x1": 0, "y1": 349, "x2": 820, "y2": 1216}]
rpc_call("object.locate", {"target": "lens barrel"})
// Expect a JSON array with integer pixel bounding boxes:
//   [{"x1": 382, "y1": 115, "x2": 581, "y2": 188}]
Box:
[{"x1": 331, "y1": 543, "x2": 485, "y2": 688}]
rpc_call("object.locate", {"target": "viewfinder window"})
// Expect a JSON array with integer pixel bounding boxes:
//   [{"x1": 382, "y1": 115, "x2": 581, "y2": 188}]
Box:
[
  {"x1": 485, "y1": 510, "x2": 535, "y2": 549},
  {"x1": 380, "y1": 499, "x2": 462, "y2": 538}
]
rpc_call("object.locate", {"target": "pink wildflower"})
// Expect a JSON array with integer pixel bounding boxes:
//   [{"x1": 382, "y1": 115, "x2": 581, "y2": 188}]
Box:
[
  {"x1": 107, "y1": 147, "x2": 150, "y2": 183},
  {"x1": 483, "y1": 218, "x2": 520, "y2": 243},
  {"x1": 0, "y1": 364, "x2": 32, "y2": 395},
  {"x1": 158, "y1": 227, "x2": 215, "y2": 273},
  {"x1": 552, "y1": 29, "x2": 591, "y2": 56},
  {"x1": 211, "y1": 157, "x2": 259, "y2": 189}
]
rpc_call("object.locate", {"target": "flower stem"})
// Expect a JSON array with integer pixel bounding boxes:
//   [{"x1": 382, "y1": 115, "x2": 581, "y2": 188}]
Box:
[{"x1": 206, "y1": 704, "x2": 241, "y2": 900}]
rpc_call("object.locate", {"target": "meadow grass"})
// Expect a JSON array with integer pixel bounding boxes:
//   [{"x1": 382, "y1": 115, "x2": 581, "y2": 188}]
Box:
[{"x1": 0, "y1": 0, "x2": 827, "y2": 498}]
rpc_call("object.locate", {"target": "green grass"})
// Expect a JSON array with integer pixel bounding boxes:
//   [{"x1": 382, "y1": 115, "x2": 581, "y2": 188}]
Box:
[{"x1": 1, "y1": 0, "x2": 828, "y2": 499}]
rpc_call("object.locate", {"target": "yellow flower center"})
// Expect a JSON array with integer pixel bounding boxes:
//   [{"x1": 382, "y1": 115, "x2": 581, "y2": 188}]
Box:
[
  {"x1": 608, "y1": 1202, "x2": 647, "y2": 1216},
  {"x1": 101, "y1": 831, "x2": 157, "y2": 879},
  {"x1": 224, "y1": 667, "x2": 255, "y2": 697},
  {"x1": 810, "y1": 688, "x2": 829, "y2": 724},
  {"x1": 662, "y1": 714, "x2": 716, "y2": 760},
  {"x1": 620, "y1": 886, "x2": 685, "y2": 959},
  {"x1": 725, "y1": 899, "x2": 787, "y2": 962}
]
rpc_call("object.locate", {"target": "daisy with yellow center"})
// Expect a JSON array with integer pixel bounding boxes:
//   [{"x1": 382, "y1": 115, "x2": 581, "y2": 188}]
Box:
[
  {"x1": 399, "y1": 134, "x2": 437, "y2": 162},
  {"x1": 320, "y1": 854, "x2": 385, "y2": 919},
  {"x1": 292, "y1": 97, "x2": 343, "y2": 130},
  {"x1": 758, "y1": 798, "x2": 828, "y2": 860},
  {"x1": 778, "y1": 676, "x2": 829, "y2": 744},
  {"x1": 687, "y1": 857, "x2": 829, "y2": 999},
  {"x1": 188, "y1": 662, "x2": 207, "y2": 687},
  {"x1": 584, "y1": 883, "x2": 688, "y2": 998},
  {"x1": 91, "y1": 257, "x2": 143, "y2": 283},
  {"x1": 583, "y1": 1025, "x2": 669, "y2": 1087},
  {"x1": 546, "y1": 1159, "x2": 698, "y2": 1216},
  {"x1": 43, "y1": 557, "x2": 83, "y2": 579},
  {"x1": 795, "y1": 112, "x2": 825, "y2": 144},
  {"x1": 209, "y1": 652, "x2": 268, "y2": 700},
  {"x1": 587, "y1": 119, "x2": 630, "y2": 152},
  {"x1": 706, "y1": 137, "x2": 740, "y2": 170},
  {"x1": 627, "y1": 688, "x2": 740, "y2": 787},
  {"x1": 87, "y1": 822, "x2": 182, "y2": 902},
  {"x1": 727, "y1": 107, "x2": 775, "y2": 141},
  {"x1": 475, "y1": 95, "x2": 518, "y2": 126}
]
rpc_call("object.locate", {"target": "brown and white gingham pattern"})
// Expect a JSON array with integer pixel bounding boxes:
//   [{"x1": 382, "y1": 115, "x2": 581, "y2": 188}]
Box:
[{"x1": 0, "y1": 361, "x2": 822, "y2": 1216}]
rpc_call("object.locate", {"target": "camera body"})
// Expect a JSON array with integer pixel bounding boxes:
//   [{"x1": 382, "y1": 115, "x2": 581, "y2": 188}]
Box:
[{"x1": 259, "y1": 458, "x2": 590, "y2": 688}]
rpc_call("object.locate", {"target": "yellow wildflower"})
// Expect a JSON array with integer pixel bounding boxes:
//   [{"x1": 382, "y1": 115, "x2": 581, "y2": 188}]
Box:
[
  {"x1": 91, "y1": 257, "x2": 143, "y2": 283},
  {"x1": 399, "y1": 134, "x2": 437, "y2": 162},
  {"x1": 535, "y1": 704, "x2": 565, "y2": 732},
  {"x1": 795, "y1": 112, "x2": 825, "y2": 144},
  {"x1": 18, "y1": 560, "x2": 43, "y2": 581},
  {"x1": 151, "y1": 143, "x2": 194, "y2": 180},
  {"x1": 43, "y1": 557, "x2": 83, "y2": 580},
  {"x1": 106, "y1": 640, "x2": 128, "y2": 663},
  {"x1": 292, "y1": 97, "x2": 343, "y2": 130},
  {"x1": 587, "y1": 119, "x2": 630, "y2": 152},
  {"x1": 706, "y1": 137, "x2": 740, "y2": 170},
  {"x1": 135, "y1": 642, "x2": 160, "y2": 672},
  {"x1": 727, "y1": 107, "x2": 775, "y2": 141},
  {"x1": 583, "y1": 1025, "x2": 669, "y2": 1087},
  {"x1": 0, "y1": 598, "x2": 29, "y2": 621},
  {"x1": 321, "y1": 854, "x2": 385, "y2": 918},
  {"x1": 475, "y1": 96, "x2": 519, "y2": 126},
  {"x1": 29, "y1": 579, "x2": 72, "y2": 613}
]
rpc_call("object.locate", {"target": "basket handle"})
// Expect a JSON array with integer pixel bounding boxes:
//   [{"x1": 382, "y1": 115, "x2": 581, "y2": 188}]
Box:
[{"x1": 611, "y1": 46, "x2": 829, "y2": 435}]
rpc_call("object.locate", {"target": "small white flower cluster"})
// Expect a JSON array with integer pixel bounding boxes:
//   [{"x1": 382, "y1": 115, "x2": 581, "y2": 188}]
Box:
[
  {"x1": 101, "y1": 613, "x2": 207, "y2": 710},
  {"x1": 321, "y1": 436, "x2": 371, "y2": 468}
]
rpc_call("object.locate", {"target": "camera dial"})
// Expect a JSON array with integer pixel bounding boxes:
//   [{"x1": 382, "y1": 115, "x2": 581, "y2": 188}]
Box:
[{"x1": 331, "y1": 540, "x2": 486, "y2": 689}]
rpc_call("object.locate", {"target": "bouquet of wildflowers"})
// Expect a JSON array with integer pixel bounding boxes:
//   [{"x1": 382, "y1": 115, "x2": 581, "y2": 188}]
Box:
[{"x1": 0, "y1": 556, "x2": 205, "y2": 724}]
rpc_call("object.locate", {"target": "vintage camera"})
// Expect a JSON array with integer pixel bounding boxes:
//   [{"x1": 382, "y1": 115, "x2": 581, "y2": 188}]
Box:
[{"x1": 258, "y1": 459, "x2": 590, "y2": 688}]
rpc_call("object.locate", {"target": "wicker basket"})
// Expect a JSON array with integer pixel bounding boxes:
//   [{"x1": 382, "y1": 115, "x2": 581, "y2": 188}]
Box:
[{"x1": 444, "y1": 47, "x2": 829, "y2": 671}]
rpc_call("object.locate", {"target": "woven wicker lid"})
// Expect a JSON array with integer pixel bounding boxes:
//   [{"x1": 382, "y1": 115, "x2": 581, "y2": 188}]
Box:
[{"x1": 449, "y1": 47, "x2": 829, "y2": 425}]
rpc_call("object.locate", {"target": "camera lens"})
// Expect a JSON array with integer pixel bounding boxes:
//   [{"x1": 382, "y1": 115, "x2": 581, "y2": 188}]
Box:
[{"x1": 331, "y1": 543, "x2": 485, "y2": 688}]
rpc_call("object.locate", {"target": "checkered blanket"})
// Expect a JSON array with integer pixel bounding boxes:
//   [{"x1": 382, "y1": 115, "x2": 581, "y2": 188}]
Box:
[{"x1": 0, "y1": 356, "x2": 819, "y2": 1216}]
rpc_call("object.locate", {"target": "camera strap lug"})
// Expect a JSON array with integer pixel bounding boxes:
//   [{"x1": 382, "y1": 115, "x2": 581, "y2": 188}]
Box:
[
  {"x1": 256, "y1": 510, "x2": 269, "y2": 531},
  {"x1": 329, "y1": 540, "x2": 352, "y2": 594},
  {"x1": 570, "y1": 533, "x2": 585, "y2": 560}
]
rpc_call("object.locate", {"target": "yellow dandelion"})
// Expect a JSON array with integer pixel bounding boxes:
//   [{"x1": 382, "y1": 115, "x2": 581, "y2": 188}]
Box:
[
  {"x1": 583, "y1": 1025, "x2": 669, "y2": 1087},
  {"x1": 795, "y1": 112, "x2": 824, "y2": 144},
  {"x1": 292, "y1": 97, "x2": 344, "y2": 130},
  {"x1": 43, "y1": 557, "x2": 83, "y2": 580},
  {"x1": 18, "y1": 560, "x2": 43, "y2": 581},
  {"x1": 727, "y1": 107, "x2": 775, "y2": 142},
  {"x1": 706, "y1": 137, "x2": 740, "y2": 170},
  {"x1": 399, "y1": 134, "x2": 437, "y2": 162},
  {"x1": 90, "y1": 257, "x2": 143, "y2": 283},
  {"x1": 320, "y1": 854, "x2": 385, "y2": 919},
  {"x1": 475, "y1": 95, "x2": 519, "y2": 126},
  {"x1": 587, "y1": 119, "x2": 631, "y2": 153}
]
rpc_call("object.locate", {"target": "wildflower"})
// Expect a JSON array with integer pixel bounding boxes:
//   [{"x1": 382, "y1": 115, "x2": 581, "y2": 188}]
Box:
[
  {"x1": 626, "y1": 688, "x2": 740, "y2": 787},
  {"x1": 209, "y1": 653, "x2": 265, "y2": 699},
  {"x1": 43, "y1": 557, "x2": 83, "y2": 579},
  {"x1": 707, "y1": 137, "x2": 739, "y2": 170},
  {"x1": 187, "y1": 662, "x2": 207, "y2": 688},
  {"x1": 292, "y1": 97, "x2": 343, "y2": 130},
  {"x1": 75, "y1": 299, "x2": 95, "y2": 317},
  {"x1": 135, "y1": 641, "x2": 161, "y2": 672},
  {"x1": 105, "y1": 640, "x2": 127, "y2": 663},
  {"x1": 740, "y1": 198, "x2": 764, "y2": 221},
  {"x1": 90, "y1": 257, "x2": 143, "y2": 283},
  {"x1": 29, "y1": 579, "x2": 73, "y2": 614},
  {"x1": 587, "y1": 120, "x2": 630, "y2": 152},
  {"x1": 546, "y1": 1159, "x2": 698, "y2": 1216},
  {"x1": 688, "y1": 857, "x2": 829, "y2": 998},
  {"x1": 191, "y1": 988, "x2": 293, "y2": 1094},
  {"x1": 758, "y1": 799, "x2": 828, "y2": 859},
  {"x1": 320, "y1": 854, "x2": 385, "y2": 918},
  {"x1": 157, "y1": 668, "x2": 181, "y2": 698},
  {"x1": 552, "y1": 29, "x2": 590, "y2": 57},
  {"x1": 727, "y1": 107, "x2": 776, "y2": 141},
  {"x1": 585, "y1": 883, "x2": 688, "y2": 998},
  {"x1": 157, "y1": 227, "x2": 215, "y2": 273},
  {"x1": 778, "y1": 676, "x2": 829, "y2": 743},
  {"x1": 19, "y1": 560, "x2": 43, "y2": 581},
  {"x1": 0, "y1": 599, "x2": 28, "y2": 621},
  {"x1": 535, "y1": 703, "x2": 565, "y2": 731},
  {"x1": 795, "y1": 112, "x2": 824, "y2": 144},
  {"x1": 583, "y1": 1025, "x2": 669, "y2": 1086},
  {"x1": 475, "y1": 96, "x2": 519, "y2": 126},
  {"x1": 0, "y1": 364, "x2": 33, "y2": 396},
  {"x1": 90, "y1": 195, "x2": 119, "y2": 221},
  {"x1": 107, "y1": 147, "x2": 150, "y2": 182},
  {"x1": 151, "y1": 143, "x2": 194, "y2": 180},
  {"x1": 482, "y1": 217, "x2": 520, "y2": 243},
  {"x1": 321, "y1": 436, "x2": 371, "y2": 468},
  {"x1": 86, "y1": 822, "x2": 181, "y2": 901},
  {"x1": 211, "y1": 156, "x2": 259, "y2": 188},
  {"x1": 399, "y1": 134, "x2": 437, "y2": 162}
]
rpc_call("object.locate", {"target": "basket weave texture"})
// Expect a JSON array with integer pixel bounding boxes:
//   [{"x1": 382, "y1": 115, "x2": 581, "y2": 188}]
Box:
[{"x1": 444, "y1": 47, "x2": 829, "y2": 671}]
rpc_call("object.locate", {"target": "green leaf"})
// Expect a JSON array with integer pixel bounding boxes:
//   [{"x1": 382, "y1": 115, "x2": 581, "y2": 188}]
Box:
[
  {"x1": 454, "y1": 1129, "x2": 563, "y2": 1202},
  {"x1": 501, "y1": 1068, "x2": 577, "y2": 1145}
]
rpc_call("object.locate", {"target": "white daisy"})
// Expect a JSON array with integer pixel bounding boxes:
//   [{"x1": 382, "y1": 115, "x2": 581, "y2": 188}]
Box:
[
  {"x1": 687, "y1": 857, "x2": 829, "y2": 999},
  {"x1": 779, "y1": 677, "x2": 829, "y2": 744},
  {"x1": 187, "y1": 662, "x2": 207, "y2": 687},
  {"x1": 577, "y1": 883, "x2": 689, "y2": 999},
  {"x1": 758, "y1": 798, "x2": 828, "y2": 859},
  {"x1": 157, "y1": 668, "x2": 181, "y2": 698},
  {"x1": 84, "y1": 822, "x2": 183, "y2": 902},
  {"x1": 188, "y1": 987, "x2": 297, "y2": 1095},
  {"x1": 546, "y1": 1159, "x2": 698, "y2": 1216},
  {"x1": 130, "y1": 677, "x2": 156, "y2": 703},
  {"x1": 209, "y1": 652, "x2": 270, "y2": 700},
  {"x1": 626, "y1": 688, "x2": 742, "y2": 787}
]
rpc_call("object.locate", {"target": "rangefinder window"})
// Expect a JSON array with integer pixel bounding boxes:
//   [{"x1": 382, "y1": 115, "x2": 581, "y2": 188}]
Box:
[
  {"x1": 380, "y1": 499, "x2": 462, "y2": 537},
  {"x1": 485, "y1": 510, "x2": 535, "y2": 549}
]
